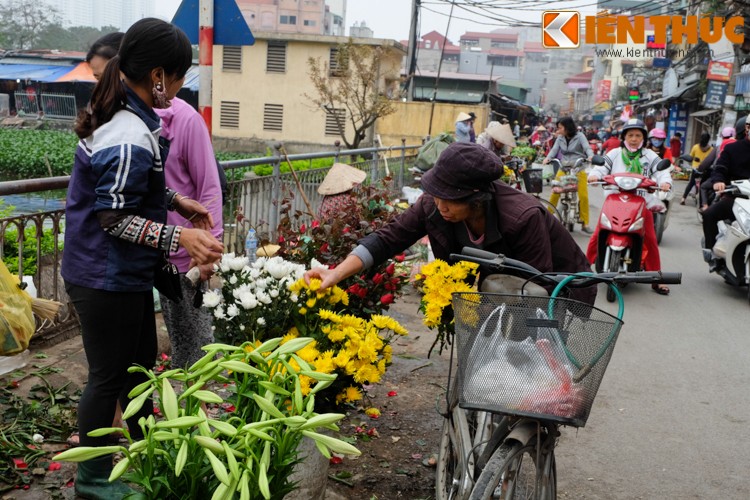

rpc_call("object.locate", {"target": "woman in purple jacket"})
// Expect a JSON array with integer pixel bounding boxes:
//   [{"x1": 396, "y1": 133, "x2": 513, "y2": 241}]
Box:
[{"x1": 305, "y1": 142, "x2": 596, "y2": 305}]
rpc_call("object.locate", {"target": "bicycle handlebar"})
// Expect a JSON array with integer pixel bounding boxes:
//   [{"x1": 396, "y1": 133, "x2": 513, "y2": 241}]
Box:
[{"x1": 450, "y1": 247, "x2": 682, "y2": 288}]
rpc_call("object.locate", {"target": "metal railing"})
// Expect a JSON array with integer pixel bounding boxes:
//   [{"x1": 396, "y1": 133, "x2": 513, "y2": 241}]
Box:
[
  {"x1": 13, "y1": 92, "x2": 78, "y2": 120},
  {"x1": 0, "y1": 141, "x2": 421, "y2": 346}
]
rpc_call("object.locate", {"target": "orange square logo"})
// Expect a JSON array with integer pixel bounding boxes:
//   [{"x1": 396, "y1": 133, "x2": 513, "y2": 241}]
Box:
[{"x1": 542, "y1": 11, "x2": 580, "y2": 49}]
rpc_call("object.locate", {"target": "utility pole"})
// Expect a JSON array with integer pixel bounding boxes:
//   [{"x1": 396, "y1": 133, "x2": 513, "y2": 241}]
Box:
[{"x1": 405, "y1": 0, "x2": 420, "y2": 101}]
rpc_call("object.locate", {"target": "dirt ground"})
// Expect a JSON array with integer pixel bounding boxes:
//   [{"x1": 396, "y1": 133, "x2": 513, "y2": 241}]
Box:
[{"x1": 324, "y1": 289, "x2": 450, "y2": 500}]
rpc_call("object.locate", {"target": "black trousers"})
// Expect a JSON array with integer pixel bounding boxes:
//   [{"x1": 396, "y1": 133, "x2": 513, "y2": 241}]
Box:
[
  {"x1": 66, "y1": 284, "x2": 156, "y2": 447},
  {"x1": 702, "y1": 195, "x2": 736, "y2": 249}
]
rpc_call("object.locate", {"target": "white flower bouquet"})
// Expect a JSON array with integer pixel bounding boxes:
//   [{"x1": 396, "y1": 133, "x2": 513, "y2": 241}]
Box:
[{"x1": 203, "y1": 253, "x2": 307, "y2": 343}]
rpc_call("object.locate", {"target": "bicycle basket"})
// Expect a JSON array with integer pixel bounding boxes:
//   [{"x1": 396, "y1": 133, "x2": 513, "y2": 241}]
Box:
[
  {"x1": 451, "y1": 292, "x2": 623, "y2": 427},
  {"x1": 521, "y1": 168, "x2": 544, "y2": 194}
]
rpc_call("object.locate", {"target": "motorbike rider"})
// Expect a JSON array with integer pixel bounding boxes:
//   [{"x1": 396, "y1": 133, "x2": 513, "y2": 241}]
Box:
[
  {"x1": 702, "y1": 117, "x2": 750, "y2": 270},
  {"x1": 586, "y1": 118, "x2": 673, "y2": 295},
  {"x1": 543, "y1": 116, "x2": 594, "y2": 233},
  {"x1": 680, "y1": 132, "x2": 713, "y2": 205},
  {"x1": 646, "y1": 128, "x2": 673, "y2": 162},
  {"x1": 697, "y1": 124, "x2": 741, "y2": 212}
]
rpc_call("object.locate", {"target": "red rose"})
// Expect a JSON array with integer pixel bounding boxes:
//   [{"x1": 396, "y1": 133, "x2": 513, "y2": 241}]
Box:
[
  {"x1": 380, "y1": 293, "x2": 394, "y2": 305},
  {"x1": 372, "y1": 273, "x2": 385, "y2": 285},
  {"x1": 395, "y1": 254, "x2": 405, "y2": 262},
  {"x1": 357, "y1": 288, "x2": 367, "y2": 298},
  {"x1": 347, "y1": 284, "x2": 360, "y2": 295},
  {"x1": 343, "y1": 227, "x2": 351, "y2": 234},
  {"x1": 278, "y1": 235, "x2": 285, "y2": 243},
  {"x1": 299, "y1": 223, "x2": 307, "y2": 233},
  {"x1": 385, "y1": 263, "x2": 396, "y2": 275},
  {"x1": 311, "y1": 219, "x2": 320, "y2": 228},
  {"x1": 320, "y1": 242, "x2": 330, "y2": 253},
  {"x1": 384, "y1": 282, "x2": 395, "y2": 291}
]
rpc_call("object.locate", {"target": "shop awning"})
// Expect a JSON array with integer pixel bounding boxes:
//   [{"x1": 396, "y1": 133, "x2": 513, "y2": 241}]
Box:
[
  {"x1": 56, "y1": 61, "x2": 95, "y2": 82},
  {"x1": 643, "y1": 83, "x2": 699, "y2": 107},
  {"x1": 0, "y1": 64, "x2": 75, "y2": 82},
  {"x1": 690, "y1": 109, "x2": 720, "y2": 118}
]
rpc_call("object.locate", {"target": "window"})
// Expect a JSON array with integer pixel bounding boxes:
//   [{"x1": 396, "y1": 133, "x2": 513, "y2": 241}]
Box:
[
  {"x1": 266, "y1": 42, "x2": 287, "y2": 73},
  {"x1": 220, "y1": 101, "x2": 240, "y2": 129},
  {"x1": 324, "y1": 108, "x2": 345, "y2": 136},
  {"x1": 329, "y1": 48, "x2": 348, "y2": 77},
  {"x1": 263, "y1": 104, "x2": 283, "y2": 132},
  {"x1": 489, "y1": 55, "x2": 517, "y2": 67},
  {"x1": 222, "y1": 46, "x2": 242, "y2": 72},
  {"x1": 280, "y1": 15, "x2": 297, "y2": 25},
  {"x1": 462, "y1": 39, "x2": 479, "y2": 47},
  {"x1": 303, "y1": 19, "x2": 316, "y2": 26}
]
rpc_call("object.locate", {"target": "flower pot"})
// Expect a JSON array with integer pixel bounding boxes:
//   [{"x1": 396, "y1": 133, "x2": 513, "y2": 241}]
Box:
[{"x1": 284, "y1": 435, "x2": 330, "y2": 500}]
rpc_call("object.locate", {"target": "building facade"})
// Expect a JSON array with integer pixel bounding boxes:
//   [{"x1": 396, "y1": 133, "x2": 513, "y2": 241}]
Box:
[
  {"x1": 237, "y1": 0, "x2": 345, "y2": 36},
  {"x1": 211, "y1": 32, "x2": 404, "y2": 151},
  {"x1": 51, "y1": 0, "x2": 154, "y2": 30}
]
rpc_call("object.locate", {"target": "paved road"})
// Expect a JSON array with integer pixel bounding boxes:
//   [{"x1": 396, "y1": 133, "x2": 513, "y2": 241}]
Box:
[{"x1": 554, "y1": 180, "x2": 750, "y2": 499}]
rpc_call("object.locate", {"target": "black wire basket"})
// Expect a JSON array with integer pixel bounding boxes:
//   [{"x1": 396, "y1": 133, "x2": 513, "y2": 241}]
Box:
[{"x1": 451, "y1": 292, "x2": 623, "y2": 427}]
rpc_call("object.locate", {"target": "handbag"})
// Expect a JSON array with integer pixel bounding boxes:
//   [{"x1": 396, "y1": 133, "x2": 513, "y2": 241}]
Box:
[{"x1": 154, "y1": 253, "x2": 183, "y2": 302}]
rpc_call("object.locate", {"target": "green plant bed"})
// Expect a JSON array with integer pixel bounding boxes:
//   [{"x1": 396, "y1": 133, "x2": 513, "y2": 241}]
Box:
[{"x1": 0, "y1": 130, "x2": 78, "y2": 179}]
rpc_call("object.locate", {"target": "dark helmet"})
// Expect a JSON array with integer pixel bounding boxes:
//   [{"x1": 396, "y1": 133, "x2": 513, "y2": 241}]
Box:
[
  {"x1": 620, "y1": 118, "x2": 648, "y2": 139},
  {"x1": 735, "y1": 115, "x2": 747, "y2": 140}
]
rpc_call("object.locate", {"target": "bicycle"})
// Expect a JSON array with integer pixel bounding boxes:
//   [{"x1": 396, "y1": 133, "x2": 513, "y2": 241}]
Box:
[
  {"x1": 548, "y1": 158, "x2": 588, "y2": 232},
  {"x1": 504, "y1": 157, "x2": 562, "y2": 223},
  {"x1": 435, "y1": 247, "x2": 681, "y2": 500}
]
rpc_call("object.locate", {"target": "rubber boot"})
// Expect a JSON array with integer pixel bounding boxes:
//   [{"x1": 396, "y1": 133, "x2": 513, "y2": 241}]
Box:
[{"x1": 75, "y1": 455, "x2": 136, "y2": 500}]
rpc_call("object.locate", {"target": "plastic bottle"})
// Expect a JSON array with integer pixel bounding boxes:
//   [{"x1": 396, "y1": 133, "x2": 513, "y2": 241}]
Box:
[{"x1": 245, "y1": 228, "x2": 258, "y2": 264}]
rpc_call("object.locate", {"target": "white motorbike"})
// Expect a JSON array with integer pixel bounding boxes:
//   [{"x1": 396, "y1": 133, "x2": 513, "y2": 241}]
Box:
[{"x1": 709, "y1": 179, "x2": 750, "y2": 303}]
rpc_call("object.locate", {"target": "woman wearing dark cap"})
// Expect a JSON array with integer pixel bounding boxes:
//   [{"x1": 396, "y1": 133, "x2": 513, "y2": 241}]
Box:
[{"x1": 305, "y1": 142, "x2": 596, "y2": 305}]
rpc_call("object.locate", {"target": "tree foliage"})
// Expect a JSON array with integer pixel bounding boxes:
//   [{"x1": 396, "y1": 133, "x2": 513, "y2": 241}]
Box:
[
  {"x1": 0, "y1": 0, "x2": 119, "y2": 51},
  {"x1": 307, "y1": 40, "x2": 399, "y2": 150}
]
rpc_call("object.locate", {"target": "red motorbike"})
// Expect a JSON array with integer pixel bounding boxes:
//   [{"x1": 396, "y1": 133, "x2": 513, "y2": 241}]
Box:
[{"x1": 587, "y1": 156, "x2": 671, "y2": 302}]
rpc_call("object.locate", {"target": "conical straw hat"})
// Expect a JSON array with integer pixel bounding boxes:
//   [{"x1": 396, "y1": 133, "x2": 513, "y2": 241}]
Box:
[
  {"x1": 455, "y1": 112, "x2": 472, "y2": 123},
  {"x1": 485, "y1": 122, "x2": 516, "y2": 148},
  {"x1": 317, "y1": 163, "x2": 367, "y2": 195}
]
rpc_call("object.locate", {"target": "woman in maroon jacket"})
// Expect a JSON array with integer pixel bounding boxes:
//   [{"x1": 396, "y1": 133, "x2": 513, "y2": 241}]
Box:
[{"x1": 305, "y1": 142, "x2": 596, "y2": 305}]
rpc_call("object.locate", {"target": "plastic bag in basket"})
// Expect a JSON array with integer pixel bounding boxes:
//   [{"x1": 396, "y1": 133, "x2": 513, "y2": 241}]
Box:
[
  {"x1": 0, "y1": 261, "x2": 35, "y2": 356},
  {"x1": 463, "y1": 306, "x2": 582, "y2": 419}
]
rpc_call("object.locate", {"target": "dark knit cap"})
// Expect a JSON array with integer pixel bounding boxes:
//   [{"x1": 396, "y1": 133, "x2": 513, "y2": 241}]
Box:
[{"x1": 421, "y1": 142, "x2": 501, "y2": 200}]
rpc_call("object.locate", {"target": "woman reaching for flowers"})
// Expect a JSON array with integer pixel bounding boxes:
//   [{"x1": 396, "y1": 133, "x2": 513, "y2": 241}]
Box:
[{"x1": 305, "y1": 142, "x2": 596, "y2": 305}]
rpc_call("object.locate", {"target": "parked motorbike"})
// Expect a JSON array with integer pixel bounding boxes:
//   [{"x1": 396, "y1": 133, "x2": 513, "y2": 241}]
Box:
[
  {"x1": 549, "y1": 158, "x2": 586, "y2": 232},
  {"x1": 589, "y1": 155, "x2": 672, "y2": 302},
  {"x1": 705, "y1": 179, "x2": 750, "y2": 303}
]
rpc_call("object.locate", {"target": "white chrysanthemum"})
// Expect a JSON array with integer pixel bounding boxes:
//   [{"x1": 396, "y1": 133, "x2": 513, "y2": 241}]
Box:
[
  {"x1": 254, "y1": 278, "x2": 267, "y2": 291},
  {"x1": 229, "y1": 275, "x2": 238, "y2": 285},
  {"x1": 249, "y1": 268, "x2": 261, "y2": 279},
  {"x1": 202, "y1": 290, "x2": 222, "y2": 308},
  {"x1": 213, "y1": 305, "x2": 226, "y2": 319},
  {"x1": 290, "y1": 293, "x2": 299, "y2": 303},
  {"x1": 226, "y1": 304, "x2": 239, "y2": 318},
  {"x1": 269, "y1": 289, "x2": 279, "y2": 299},
  {"x1": 257, "y1": 317, "x2": 266, "y2": 326},
  {"x1": 229, "y1": 255, "x2": 248, "y2": 271},
  {"x1": 238, "y1": 291, "x2": 257, "y2": 310},
  {"x1": 310, "y1": 257, "x2": 324, "y2": 270},
  {"x1": 239, "y1": 324, "x2": 245, "y2": 331}
]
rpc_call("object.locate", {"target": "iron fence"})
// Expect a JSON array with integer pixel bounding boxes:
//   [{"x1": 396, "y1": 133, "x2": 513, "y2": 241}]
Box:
[
  {"x1": 14, "y1": 91, "x2": 38, "y2": 115},
  {"x1": 0, "y1": 142, "x2": 421, "y2": 346},
  {"x1": 40, "y1": 93, "x2": 78, "y2": 120}
]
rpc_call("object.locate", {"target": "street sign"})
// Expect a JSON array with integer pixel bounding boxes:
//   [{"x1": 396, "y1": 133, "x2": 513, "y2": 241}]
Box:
[
  {"x1": 172, "y1": 0, "x2": 254, "y2": 46},
  {"x1": 704, "y1": 81, "x2": 729, "y2": 109},
  {"x1": 707, "y1": 61, "x2": 733, "y2": 82}
]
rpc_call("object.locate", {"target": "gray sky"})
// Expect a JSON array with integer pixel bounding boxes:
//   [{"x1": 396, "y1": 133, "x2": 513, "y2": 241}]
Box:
[{"x1": 155, "y1": 0, "x2": 599, "y2": 43}]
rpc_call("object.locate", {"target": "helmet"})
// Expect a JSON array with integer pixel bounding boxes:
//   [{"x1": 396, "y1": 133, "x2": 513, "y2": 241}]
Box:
[
  {"x1": 722, "y1": 126, "x2": 736, "y2": 138},
  {"x1": 648, "y1": 128, "x2": 666, "y2": 139},
  {"x1": 735, "y1": 115, "x2": 747, "y2": 140},
  {"x1": 620, "y1": 118, "x2": 648, "y2": 139}
]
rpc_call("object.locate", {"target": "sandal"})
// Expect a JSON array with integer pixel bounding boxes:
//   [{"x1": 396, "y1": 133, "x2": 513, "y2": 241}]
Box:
[
  {"x1": 651, "y1": 283, "x2": 670, "y2": 295},
  {"x1": 679, "y1": 198, "x2": 686, "y2": 205}
]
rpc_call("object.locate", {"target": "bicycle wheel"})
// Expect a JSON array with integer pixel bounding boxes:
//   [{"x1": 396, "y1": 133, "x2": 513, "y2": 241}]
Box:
[
  {"x1": 537, "y1": 198, "x2": 561, "y2": 222},
  {"x1": 436, "y1": 407, "x2": 475, "y2": 500},
  {"x1": 469, "y1": 441, "x2": 556, "y2": 500}
]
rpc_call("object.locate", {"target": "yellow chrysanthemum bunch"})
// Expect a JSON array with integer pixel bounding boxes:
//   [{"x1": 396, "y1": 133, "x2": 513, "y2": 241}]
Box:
[
  {"x1": 414, "y1": 259, "x2": 479, "y2": 355},
  {"x1": 288, "y1": 278, "x2": 349, "y2": 316},
  {"x1": 282, "y1": 309, "x2": 407, "y2": 405}
]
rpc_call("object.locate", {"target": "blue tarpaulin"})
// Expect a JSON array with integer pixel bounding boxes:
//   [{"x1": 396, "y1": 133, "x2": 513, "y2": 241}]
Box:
[{"x1": 0, "y1": 64, "x2": 76, "y2": 82}]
